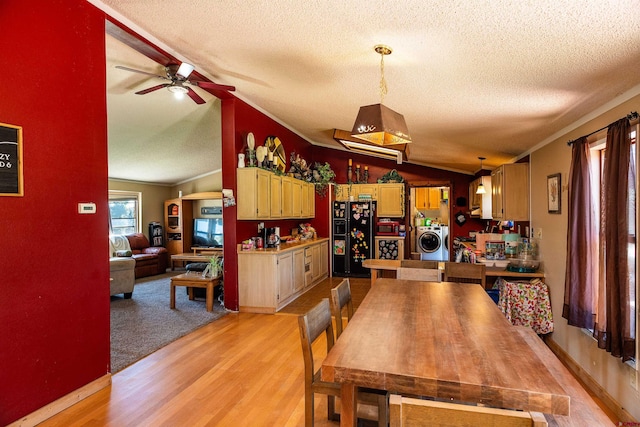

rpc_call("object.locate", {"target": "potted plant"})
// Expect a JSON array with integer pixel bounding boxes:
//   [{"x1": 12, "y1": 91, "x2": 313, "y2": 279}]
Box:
[
  {"x1": 311, "y1": 162, "x2": 336, "y2": 196},
  {"x1": 204, "y1": 254, "x2": 223, "y2": 278}
]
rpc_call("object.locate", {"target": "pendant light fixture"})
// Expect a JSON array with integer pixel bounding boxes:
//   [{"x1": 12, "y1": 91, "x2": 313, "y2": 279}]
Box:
[
  {"x1": 350, "y1": 45, "x2": 411, "y2": 148},
  {"x1": 476, "y1": 157, "x2": 487, "y2": 194}
]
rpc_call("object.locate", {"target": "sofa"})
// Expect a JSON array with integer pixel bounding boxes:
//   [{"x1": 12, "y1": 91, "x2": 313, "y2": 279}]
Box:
[
  {"x1": 110, "y1": 233, "x2": 169, "y2": 279},
  {"x1": 110, "y1": 256, "x2": 135, "y2": 298}
]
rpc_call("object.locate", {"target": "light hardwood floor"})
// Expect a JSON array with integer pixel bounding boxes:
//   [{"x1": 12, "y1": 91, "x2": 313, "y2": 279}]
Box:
[
  {"x1": 38, "y1": 277, "x2": 618, "y2": 426},
  {"x1": 39, "y1": 278, "x2": 371, "y2": 427}
]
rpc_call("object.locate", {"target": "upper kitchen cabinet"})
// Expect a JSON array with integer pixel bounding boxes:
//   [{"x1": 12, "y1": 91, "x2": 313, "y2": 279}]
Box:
[
  {"x1": 415, "y1": 187, "x2": 441, "y2": 210},
  {"x1": 377, "y1": 183, "x2": 405, "y2": 218},
  {"x1": 469, "y1": 176, "x2": 492, "y2": 219},
  {"x1": 237, "y1": 168, "x2": 314, "y2": 220},
  {"x1": 491, "y1": 163, "x2": 529, "y2": 221},
  {"x1": 237, "y1": 168, "x2": 271, "y2": 219},
  {"x1": 334, "y1": 183, "x2": 405, "y2": 218},
  {"x1": 335, "y1": 183, "x2": 378, "y2": 201}
]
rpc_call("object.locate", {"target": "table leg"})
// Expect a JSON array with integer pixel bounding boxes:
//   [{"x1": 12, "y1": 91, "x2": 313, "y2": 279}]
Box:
[
  {"x1": 370, "y1": 268, "x2": 379, "y2": 287},
  {"x1": 206, "y1": 281, "x2": 213, "y2": 312},
  {"x1": 188, "y1": 287, "x2": 195, "y2": 300},
  {"x1": 340, "y1": 382, "x2": 357, "y2": 427},
  {"x1": 170, "y1": 281, "x2": 176, "y2": 309}
]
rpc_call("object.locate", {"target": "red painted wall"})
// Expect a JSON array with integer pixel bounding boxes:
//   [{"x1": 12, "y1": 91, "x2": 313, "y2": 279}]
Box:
[
  {"x1": 0, "y1": 1, "x2": 109, "y2": 424},
  {"x1": 221, "y1": 98, "x2": 316, "y2": 310}
]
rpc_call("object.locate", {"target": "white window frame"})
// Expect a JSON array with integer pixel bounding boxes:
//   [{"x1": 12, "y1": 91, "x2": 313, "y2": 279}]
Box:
[{"x1": 108, "y1": 190, "x2": 142, "y2": 236}]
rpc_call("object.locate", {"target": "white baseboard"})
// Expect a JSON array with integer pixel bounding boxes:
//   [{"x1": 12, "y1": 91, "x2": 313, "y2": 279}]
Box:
[{"x1": 8, "y1": 374, "x2": 111, "y2": 427}]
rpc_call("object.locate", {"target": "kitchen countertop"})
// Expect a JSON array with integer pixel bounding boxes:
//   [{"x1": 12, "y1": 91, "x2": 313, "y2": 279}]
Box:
[{"x1": 237, "y1": 237, "x2": 328, "y2": 255}]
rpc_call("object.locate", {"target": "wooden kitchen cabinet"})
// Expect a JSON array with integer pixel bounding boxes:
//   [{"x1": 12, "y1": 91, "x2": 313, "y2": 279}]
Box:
[
  {"x1": 293, "y1": 248, "x2": 305, "y2": 293},
  {"x1": 491, "y1": 163, "x2": 529, "y2": 221},
  {"x1": 334, "y1": 183, "x2": 405, "y2": 218},
  {"x1": 377, "y1": 183, "x2": 405, "y2": 218},
  {"x1": 270, "y1": 174, "x2": 282, "y2": 218},
  {"x1": 334, "y1": 183, "x2": 378, "y2": 201},
  {"x1": 415, "y1": 187, "x2": 440, "y2": 210},
  {"x1": 307, "y1": 182, "x2": 316, "y2": 218},
  {"x1": 469, "y1": 176, "x2": 492, "y2": 219},
  {"x1": 237, "y1": 168, "x2": 271, "y2": 219},
  {"x1": 237, "y1": 169, "x2": 314, "y2": 220},
  {"x1": 237, "y1": 238, "x2": 329, "y2": 313},
  {"x1": 277, "y1": 252, "x2": 293, "y2": 302}
]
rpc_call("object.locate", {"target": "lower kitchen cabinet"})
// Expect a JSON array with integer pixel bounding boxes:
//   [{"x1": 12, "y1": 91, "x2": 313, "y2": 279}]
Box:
[
  {"x1": 375, "y1": 236, "x2": 405, "y2": 260},
  {"x1": 237, "y1": 238, "x2": 329, "y2": 313}
]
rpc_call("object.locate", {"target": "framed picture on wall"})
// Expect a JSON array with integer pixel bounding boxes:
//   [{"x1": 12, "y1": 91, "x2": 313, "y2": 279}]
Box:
[
  {"x1": 547, "y1": 173, "x2": 561, "y2": 214},
  {"x1": 0, "y1": 122, "x2": 23, "y2": 197}
]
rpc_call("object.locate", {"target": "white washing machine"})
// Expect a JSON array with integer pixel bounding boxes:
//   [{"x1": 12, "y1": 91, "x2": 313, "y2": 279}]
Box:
[{"x1": 417, "y1": 225, "x2": 449, "y2": 261}]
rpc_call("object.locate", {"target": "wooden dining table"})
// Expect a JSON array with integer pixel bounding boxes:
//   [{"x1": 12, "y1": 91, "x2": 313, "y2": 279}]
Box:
[{"x1": 321, "y1": 278, "x2": 570, "y2": 427}]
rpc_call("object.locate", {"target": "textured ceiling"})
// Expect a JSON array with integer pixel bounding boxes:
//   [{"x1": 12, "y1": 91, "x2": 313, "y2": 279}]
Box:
[{"x1": 97, "y1": 0, "x2": 640, "y2": 183}]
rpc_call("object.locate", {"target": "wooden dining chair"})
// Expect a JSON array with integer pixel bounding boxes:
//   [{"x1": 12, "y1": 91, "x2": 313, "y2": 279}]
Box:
[
  {"x1": 389, "y1": 394, "x2": 548, "y2": 427},
  {"x1": 330, "y1": 278, "x2": 354, "y2": 339},
  {"x1": 443, "y1": 262, "x2": 486, "y2": 287},
  {"x1": 298, "y1": 298, "x2": 388, "y2": 426},
  {"x1": 400, "y1": 260, "x2": 439, "y2": 269},
  {"x1": 396, "y1": 267, "x2": 442, "y2": 282}
]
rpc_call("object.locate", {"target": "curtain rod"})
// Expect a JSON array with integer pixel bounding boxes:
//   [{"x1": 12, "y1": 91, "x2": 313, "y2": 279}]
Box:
[{"x1": 567, "y1": 111, "x2": 639, "y2": 146}]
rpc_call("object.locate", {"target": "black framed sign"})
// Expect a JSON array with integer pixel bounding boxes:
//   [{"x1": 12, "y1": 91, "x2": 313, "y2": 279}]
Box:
[{"x1": 0, "y1": 123, "x2": 23, "y2": 196}]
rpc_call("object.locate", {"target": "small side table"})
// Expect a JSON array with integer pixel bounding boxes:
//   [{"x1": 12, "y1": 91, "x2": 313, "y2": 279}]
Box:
[{"x1": 170, "y1": 272, "x2": 221, "y2": 312}]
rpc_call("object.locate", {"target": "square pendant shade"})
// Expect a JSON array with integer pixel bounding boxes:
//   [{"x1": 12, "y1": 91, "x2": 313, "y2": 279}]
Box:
[
  {"x1": 334, "y1": 129, "x2": 408, "y2": 164},
  {"x1": 351, "y1": 103, "x2": 412, "y2": 146}
]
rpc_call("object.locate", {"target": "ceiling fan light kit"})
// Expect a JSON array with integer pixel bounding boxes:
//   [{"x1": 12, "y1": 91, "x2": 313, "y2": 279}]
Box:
[
  {"x1": 349, "y1": 44, "x2": 411, "y2": 161},
  {"x1": 115, "y1": 61, "x2": 235, "y2": 104}
]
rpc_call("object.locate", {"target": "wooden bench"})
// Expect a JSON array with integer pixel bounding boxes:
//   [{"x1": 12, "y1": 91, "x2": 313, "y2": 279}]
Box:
[{"x1": 514, "y1": 326, "x2": 615, "y2": 426}]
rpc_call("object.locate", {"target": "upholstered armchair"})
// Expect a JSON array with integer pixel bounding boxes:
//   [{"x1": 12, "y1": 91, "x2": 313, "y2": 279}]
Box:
[
  {"x1": 109, "y1": 238, "x2": 135, "y2": 298},
  {"x1": 109, "y1": 257, "x2": 135, "y2": 298}
]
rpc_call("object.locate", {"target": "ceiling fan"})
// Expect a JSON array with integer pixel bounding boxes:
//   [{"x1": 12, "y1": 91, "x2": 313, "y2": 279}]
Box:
[{"x1": 115, "y1": 62, "x2": 235, "y2": 104}]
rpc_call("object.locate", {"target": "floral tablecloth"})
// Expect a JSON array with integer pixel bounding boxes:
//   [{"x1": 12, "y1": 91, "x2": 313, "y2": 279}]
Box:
[{"x1": 494, "y1": 278, "x2": 554, "y2": 335}]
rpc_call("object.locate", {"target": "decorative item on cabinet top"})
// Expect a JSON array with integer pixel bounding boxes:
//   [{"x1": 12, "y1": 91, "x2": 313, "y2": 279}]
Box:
[{"x1": 265, "y1": 136, "x2": 286, "y2": 173}]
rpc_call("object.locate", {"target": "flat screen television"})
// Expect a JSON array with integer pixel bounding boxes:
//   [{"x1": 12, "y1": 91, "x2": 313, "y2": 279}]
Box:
[{"x1": 192, "y1": 218, "x2": 223, "y2": 248}]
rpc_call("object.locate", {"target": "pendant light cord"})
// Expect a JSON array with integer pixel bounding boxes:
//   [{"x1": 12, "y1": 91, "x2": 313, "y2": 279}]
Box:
[{"x1": 379, "y1": 51, "x2": 388, "y2": 104}]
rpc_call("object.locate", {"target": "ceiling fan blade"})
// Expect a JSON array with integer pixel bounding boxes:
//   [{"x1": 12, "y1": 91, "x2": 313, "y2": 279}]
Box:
[
  {"x1": 115, "y1": 65, "x2": 167, "y2": 80},
  {"x1": 135, "y1": 84, "x2": 170, "y2": 95},
  {"x1": 186, "y1": 87, "x2": 206, "y2": 104},
  {"x1": 193, "y1": 80, "x2": 236, "y2": 92}
]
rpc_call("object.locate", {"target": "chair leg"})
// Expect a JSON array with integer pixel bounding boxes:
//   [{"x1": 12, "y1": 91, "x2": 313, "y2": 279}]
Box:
[
  {"x1": 328, "y1": 395, "x2": 339, "y2": 421},
  {"x1": 305, "y1": 389, "x2": 314, "y2": 427},
  {"x1": 377, "y1": 394, "x2": 388, "y2": 427}
]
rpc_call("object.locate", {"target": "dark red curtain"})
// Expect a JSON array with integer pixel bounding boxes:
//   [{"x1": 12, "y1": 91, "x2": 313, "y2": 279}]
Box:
[
  {"x1": 563, "y1": 136, "x2": 597, "y2": 328},
  {"x1": 593, "y1": 118, "x2": 635, "y2": 362}
]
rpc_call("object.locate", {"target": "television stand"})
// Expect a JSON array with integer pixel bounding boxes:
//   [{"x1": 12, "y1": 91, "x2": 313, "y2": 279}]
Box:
[{"x1": 191, "y1": 246, "x2": 223, "y2": 255}]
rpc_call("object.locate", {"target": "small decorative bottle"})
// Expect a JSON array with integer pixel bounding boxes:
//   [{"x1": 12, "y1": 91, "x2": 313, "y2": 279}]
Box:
[{"x1": 238, "y1": 153, "x2": 246, "y2": 168}]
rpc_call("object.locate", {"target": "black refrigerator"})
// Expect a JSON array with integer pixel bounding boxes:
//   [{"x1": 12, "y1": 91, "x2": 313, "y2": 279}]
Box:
[{"x1": 332, "y1": 200, "x2": 376, "y2": 277}]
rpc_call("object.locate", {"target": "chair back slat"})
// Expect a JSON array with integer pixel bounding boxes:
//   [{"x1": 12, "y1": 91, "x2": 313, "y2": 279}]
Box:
[
  {"x1": 443, "y1": 262, "x2": 486, "y2": 287},
  {"x1": 331, "y1": 279, "x2": 354, "y2": 338},
  {"x1": 400, "y1": 260, "x2": 439, "y2": 269},
  {"x1": 396, "y1": 267, "x2": 442, "y2": 282}
]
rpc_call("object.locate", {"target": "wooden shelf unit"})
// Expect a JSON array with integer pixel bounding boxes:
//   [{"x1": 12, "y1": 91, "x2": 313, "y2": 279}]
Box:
[{"x1": 164, "y1": 192, "x2": 223, "y2": 256}]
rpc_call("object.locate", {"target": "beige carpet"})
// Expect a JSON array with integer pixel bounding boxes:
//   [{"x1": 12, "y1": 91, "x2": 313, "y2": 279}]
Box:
[{"x1": 110, "y1": 272, "x2": 227, "y2": 373}]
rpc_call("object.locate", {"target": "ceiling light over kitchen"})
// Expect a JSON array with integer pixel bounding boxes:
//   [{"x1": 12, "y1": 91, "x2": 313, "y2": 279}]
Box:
[
  {"x1": 351, "y1": 45, "x2": 411, "y2": 148},
  {"x1": 476, "y1": 157, "x2": 487, "y2": 194}
]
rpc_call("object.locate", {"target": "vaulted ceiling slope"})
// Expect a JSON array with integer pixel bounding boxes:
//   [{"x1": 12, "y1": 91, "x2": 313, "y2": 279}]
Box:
[{"x1": 97, "y1": 0, "x2": 640, "y2": 181}]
